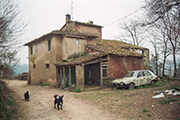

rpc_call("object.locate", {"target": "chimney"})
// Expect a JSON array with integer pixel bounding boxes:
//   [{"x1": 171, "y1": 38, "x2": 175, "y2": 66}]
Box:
[{"x1": 66, "y1": 14, "x2": 71, "y2": 23}]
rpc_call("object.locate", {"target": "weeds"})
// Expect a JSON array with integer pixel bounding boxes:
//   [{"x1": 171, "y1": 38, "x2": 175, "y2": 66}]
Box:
[
  {"x1": 147, "y1": 113, "x2": 151, "y2": 117},
  {"x1": 0, "y1": 81, "x2": 19, "y2": 119},
  {"x1": 159, "y1": 98, "x2": 179, "y2": 104},
  {"x1": 31, "y1": 80, "x2": 56, "y2": 88},
  {"x1": 142, "y1": 109, "x2": 149, "y2": 112},
  {"x1": 40, "y1": 83, "x2": 49, "y2": 86},
  {"x1": 74, "y1": 87, "x2": 81, "y2": 92},
  {"x1": 170, "y1": 85, "x2": 180, "y2": 90}
]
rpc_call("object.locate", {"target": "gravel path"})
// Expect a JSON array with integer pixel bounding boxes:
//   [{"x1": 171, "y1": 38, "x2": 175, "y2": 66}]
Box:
[{"x1": 4, "y1": 80, "x2": 115, "y2": 120}]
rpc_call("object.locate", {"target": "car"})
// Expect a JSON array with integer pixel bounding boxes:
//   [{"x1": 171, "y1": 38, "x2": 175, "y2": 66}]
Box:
[{"x1": 112, "y1": 70, "x2": 157, "y2": 89}]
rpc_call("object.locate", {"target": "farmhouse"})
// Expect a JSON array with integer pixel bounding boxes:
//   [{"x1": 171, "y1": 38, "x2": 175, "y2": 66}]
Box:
[{"x1": 24, "y1": 14, "x2": 149, "y2": 89}]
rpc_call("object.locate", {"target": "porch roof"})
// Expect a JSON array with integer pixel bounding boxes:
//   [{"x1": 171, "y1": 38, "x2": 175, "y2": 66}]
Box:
[{"x1": 54, "y1": 52, "x2": 107, "y2": 66}]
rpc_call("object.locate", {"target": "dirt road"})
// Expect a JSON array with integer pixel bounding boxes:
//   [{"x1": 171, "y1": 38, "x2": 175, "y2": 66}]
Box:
[{"x1": 4, "y1": 80, "x2": 117, "y2": 120}]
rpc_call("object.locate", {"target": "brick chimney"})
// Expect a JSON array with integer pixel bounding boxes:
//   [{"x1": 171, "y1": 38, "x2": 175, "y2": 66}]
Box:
[{"x1": 66, "y1": 14, "x2": 71, "y2": 23}]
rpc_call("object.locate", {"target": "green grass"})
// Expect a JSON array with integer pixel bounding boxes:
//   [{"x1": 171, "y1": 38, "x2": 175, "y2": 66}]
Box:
[
  {"x1": 147, "y1": 113, "x2": 151, "y2": 117},
  {"x1": 159, "y1": 98, "x2": 179, "y2": 104},
  {"x1": 74, "y1": 87, "x2": 81, "y2": 92},
  {"x1": 31, "y1": 80, "x2": 56, "y2": 88},
  {"x1": 0, "y1": 80, "x2": 19, "y2": 120},
  {"x1": 142, "y1": 109, "x2": 149, "y2": 112}
]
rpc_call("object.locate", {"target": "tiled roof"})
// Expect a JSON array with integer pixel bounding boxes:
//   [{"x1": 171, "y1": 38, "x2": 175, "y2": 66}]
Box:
[
  {"x1": 86, "y1": 39, "x2": 146, "y2": 57},
  {"x1": 54, "y1": 52, "x2": 107, "y2": 66},
  {"x1": 24, "y1": 30, "x2": 99, "y2": 46},
  {"x1": 67, "y1": 21, "x2": 102, "y2": 27}
]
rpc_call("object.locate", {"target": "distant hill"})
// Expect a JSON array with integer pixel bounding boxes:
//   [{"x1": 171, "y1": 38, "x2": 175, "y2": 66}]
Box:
[{"x1": 14, "y1": 64, "x2": 28, "y2": 75}]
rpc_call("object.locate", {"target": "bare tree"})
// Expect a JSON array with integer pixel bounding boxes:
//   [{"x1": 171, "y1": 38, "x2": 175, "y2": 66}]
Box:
[
  {"x1": 143, "y1": 0, "x2": 180, "y2": 77},
  {"x1": 149, "y1": 29, "x2": 161, "y2": 75},
  {"x1": 116, "y1": 19, "x2": 146, "y2": 46},
  {"x1": 0, "y1": 0, "x2": 26, "y2": 78}
]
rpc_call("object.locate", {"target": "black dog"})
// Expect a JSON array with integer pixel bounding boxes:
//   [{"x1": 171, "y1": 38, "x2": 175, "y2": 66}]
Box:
[
  {"x1": 24, "y1": 91, "x2": 29, "y2": 101},
  {"x1": 54, "y1": 95, "x2": 64, "y2": 110}
]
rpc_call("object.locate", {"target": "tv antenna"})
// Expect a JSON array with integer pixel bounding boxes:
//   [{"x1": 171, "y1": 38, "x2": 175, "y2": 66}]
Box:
[{"x1": 70, "y1": 0, "x2": 74, "y2": 20}]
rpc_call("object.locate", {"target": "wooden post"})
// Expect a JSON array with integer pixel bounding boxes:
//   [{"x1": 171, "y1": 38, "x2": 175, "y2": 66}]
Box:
[
  {"x1": 68, "y1": 66, "x2": 72, "y2": 87},
  {"x1": 100, "y1": 58, "x2": 103, "y2": 87},
  {"x1": 61, "y1": 66, "x2": 65, "y2": 89}
]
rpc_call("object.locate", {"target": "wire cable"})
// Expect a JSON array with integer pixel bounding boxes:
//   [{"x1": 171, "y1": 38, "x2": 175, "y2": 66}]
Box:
[{"x1": 103, "y1": 8, "x2": 142, "y2": 28}]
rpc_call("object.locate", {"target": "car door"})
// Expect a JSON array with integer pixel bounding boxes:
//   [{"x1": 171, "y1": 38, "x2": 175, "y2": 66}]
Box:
[
  {"x1": 144, "y1": 71, "x2": 153, "y2": 84},
  {"x1": 136, "y1": 71, "x2": 145, "y2": 86}
]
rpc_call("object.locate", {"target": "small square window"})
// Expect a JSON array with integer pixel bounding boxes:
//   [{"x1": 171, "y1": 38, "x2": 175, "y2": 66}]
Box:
[
  {"x1": 46, "y1": 64, "x2": 49, "y2": 69},
  {"x1": 76, "y1": 39, "x2": 79, "y2": 45},
  {"x1": 33, "y1": 64, "x2": 36, "y2": 68}
]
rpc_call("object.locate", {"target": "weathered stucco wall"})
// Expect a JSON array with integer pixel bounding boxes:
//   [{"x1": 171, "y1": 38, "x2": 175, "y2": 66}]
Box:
[
  {"x1": 108, "y1": 55, "x2": 144, "y2": 79},
  {"x1": 75, "y1": 24, "x2": 102, "y2": 38},
  {"x1": 28, "y1": 36, "x2": 62, "y2": 82},
  {"x1": 61, "y1": 22, "x2": 102, "y2": 39},
  {"x1": 61, "y1": 37, "x2": 88, "y2": 60}
]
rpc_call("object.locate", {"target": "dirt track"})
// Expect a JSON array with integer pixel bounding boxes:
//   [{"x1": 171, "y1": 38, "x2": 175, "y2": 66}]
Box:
[{"x1": 4, "y1": 80, "x2": 117, "y2": 120}]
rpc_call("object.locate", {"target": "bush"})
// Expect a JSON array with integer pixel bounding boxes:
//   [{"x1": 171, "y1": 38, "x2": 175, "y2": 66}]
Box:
[
  {"x1": 0, "y1": 81, "x2": 19, "y2": 119},
  {"x1": 74, "y1": 87, "x2": 81, "y2": 92}
]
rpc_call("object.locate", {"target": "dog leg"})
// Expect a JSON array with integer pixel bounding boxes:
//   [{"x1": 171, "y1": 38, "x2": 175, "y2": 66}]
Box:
[
  {"x1": 57, "y1": 103, "x2": 60, "y2": 110},
  {"x1": 54, "y1": 101, "x2": 56, "y2": 108},
  {"x1": 60, "y1": 104, "x2": 62, "y2": 110}
]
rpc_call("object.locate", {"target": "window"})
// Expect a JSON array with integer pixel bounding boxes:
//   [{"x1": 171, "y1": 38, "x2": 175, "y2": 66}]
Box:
[
  {"x1": 33, "y1": 64, "x2": 36, "y2": 68},
  {"x1": 31, "y1": 46, "x2": 33, "y2": 55},
  {"x1": 76, "y1": 39, "x2": 79, "y2": 45},
  {"x1": 138, "y1": 71, "x2": 144, "y2": 77},
  {"x1": 144, "y1": 71, "x2": 152, "y2": 76},
  {"x1": 142, "y1": 50, "x2": 144, "y2": 55},
  {"x1": 124, "y1": 71, "x2": 134, "y2": 77},
  {"x1": 46, "y1": 64, "x2": 49, "y2": 69},
  {"x1": 48, "y1": 39, "x2": 51, "y2": 51}
]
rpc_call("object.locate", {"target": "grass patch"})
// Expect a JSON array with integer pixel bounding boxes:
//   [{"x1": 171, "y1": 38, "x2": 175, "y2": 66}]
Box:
[
  {"x1": 0, "y1": 80, "x2": 20, "y2": 119},
  {"x1": 142, "y1": 109, "x2": 149, "y2": 112},
  {"x1": 74, "y1": 87, "x2": 81, "y2": 92},
  {"x1": 147, "y1": 113, "x2": 151, "y2": 117},
  {"x1": 31, "y1": 80, "x2": 56, "y2": 88},
  {"x1": 159, "y1": 98, "x2": 179, "y2": 104},
  {"x1": 170, "y1": 85, "x2": 180, "y2": 90}
]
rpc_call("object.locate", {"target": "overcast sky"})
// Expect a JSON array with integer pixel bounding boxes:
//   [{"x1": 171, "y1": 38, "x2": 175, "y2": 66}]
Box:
[{"x1": 15, "y1": 0, "x2": 144, "y2": 64}]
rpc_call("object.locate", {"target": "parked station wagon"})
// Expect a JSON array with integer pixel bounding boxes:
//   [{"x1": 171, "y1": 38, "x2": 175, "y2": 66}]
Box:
[{"x1": 112, "y1": 70, "x2": 157, "y2": 89}]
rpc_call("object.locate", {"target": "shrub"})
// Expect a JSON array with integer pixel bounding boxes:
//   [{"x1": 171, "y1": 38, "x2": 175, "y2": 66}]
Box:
[
  {"x1": 142, "y1": 109, "x2": 149, "y2": 112},
  {"x1": 74, "y1": 87, "x2": 81, "y2": 92},
  {"x1": 147, "y1": 113, "x2": 151, "y2": 117},
  {"x1": 0, "y1": 81, "x2": 19, "y2": 119}
]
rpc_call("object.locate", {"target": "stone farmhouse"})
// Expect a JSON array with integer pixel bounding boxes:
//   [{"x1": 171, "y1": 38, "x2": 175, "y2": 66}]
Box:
[{"x1": 24, "y1": 14, "x2": 149, "y2": 89}]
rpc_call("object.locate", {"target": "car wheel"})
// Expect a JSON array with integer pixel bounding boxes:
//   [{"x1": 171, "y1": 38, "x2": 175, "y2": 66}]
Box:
[
  {"x1": 151, "y1": 80, "x2": 156, "y2": 86},
  {"x1": 128, "y1": 83, "x2": 135, "y2": 89}
]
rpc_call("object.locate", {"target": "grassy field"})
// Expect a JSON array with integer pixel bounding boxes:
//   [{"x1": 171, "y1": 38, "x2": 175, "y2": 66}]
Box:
[{"x1": 74, "y1": 80, "x2": 180, "y2": 120}]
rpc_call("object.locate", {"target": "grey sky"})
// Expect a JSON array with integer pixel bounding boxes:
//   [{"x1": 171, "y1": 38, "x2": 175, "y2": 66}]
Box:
[{"x1": 15, "y1": 0, "x2": 143, "y2": 64}]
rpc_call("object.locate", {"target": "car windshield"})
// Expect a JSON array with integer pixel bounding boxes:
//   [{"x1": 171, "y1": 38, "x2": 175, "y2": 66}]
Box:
[{"x1": 124, "y1": 71, "x2": 134, "y2": 77}]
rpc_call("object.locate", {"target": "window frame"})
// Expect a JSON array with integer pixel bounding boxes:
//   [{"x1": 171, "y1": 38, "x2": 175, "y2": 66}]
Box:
[
  {"x1": 46, "y1": 64, "x2": 49, "y2": 69},
  {"x1": 30, "y1": 46, "x2": 33, "y2": 55},
  {"x1": 48, "y1": 39, "x2": 51, "y2": 51}
]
